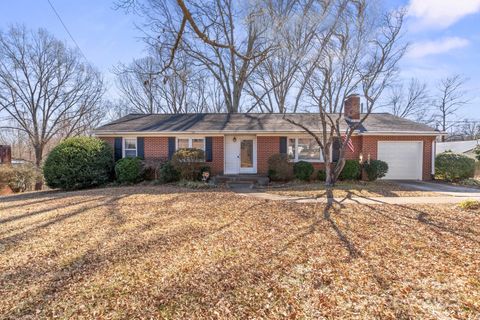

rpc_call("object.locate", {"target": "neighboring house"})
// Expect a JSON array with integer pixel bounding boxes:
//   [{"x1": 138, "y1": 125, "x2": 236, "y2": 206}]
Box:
[
  {"x1": 0, "y1": 145, "x2": 12, "y2": 165},
  {"x1": 95, "y1": 95, "x2": 441, "y2": 181},
  {"x1": 436, "y1": 140, "x2": 479, "y2": 159}
]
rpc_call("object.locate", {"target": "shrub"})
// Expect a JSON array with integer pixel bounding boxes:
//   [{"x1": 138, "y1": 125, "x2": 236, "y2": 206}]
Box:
[
  {"x1": 143, "y1": 158, "x2": 168, "y2": 180},
  {"x1": 339, "y1": 160, "x2": 361, "y2": 180},
  {"x1": 363, "y1": 160, "x2": 388, "y2": 181},
  {"x1": 317, "y1": 169, "x2": 326, "y2": 181},
  {"x1": 458, "y1": 199, "x2": 480, "y2": 210},
  {"x1": 435, "y1": 152, "x2": 475, "y2": 181},
  {"x1": 459, "y1": 178, "x2": 480, "y2": 187},
  {"x1": 176, "y1": 180, "x2": 214, "y2": 189},
  {"x1": 474, "y1": 146, "x2": 480, "y2": 161},
  {"x1": 293, "y1": 161, "x2": 314, "y2": 181},
  {"x1": 267, "y1": 154, "x2": 293, "y2": 181},
  {"x1": 43, "y1": 137, "x2": 114, "y2": 190},
  {"x1": 158, "y1": 161, "x2": 180, "y2": 183},
  {"x1": 171, "y1": 148, "x2": 206, "y2": 181},
  {"x1": 115, "y1": 157, "x2": 144, "y2": 184},
  {"x1": 2, "y1": 164, "x2": 40, "y2": 192}
]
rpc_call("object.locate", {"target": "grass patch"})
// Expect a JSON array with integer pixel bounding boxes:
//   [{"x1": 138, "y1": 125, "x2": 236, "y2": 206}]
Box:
[{"x1": 0, "y1": 186, "x2": 479, "y2": 318}]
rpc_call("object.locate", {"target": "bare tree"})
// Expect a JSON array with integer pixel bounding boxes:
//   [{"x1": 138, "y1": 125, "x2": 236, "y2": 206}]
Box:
[
  {"x1": 0, "y1": 26, "x2": 104, "y2": 187},
  {"x1": 245, "y1": 0, "x2": 323, "y2": 113},
  {"x1": 384, "y1": 78, "x2": 431, "y2": 122},
  {"x1": 434, "y1": 74, "x2": 469, "y2": 142},
  {"x1": 454, "y1": 119, "x2": 480, "y2": 141},
  {"x1": 284, "y1": 2, "x2": 406, "y2": 186},
  {"x1": 118, "y1": 0, "x2": 272, "y2": 113},
  {"x1": 115, "y1": 56, "x2": 164, "y2": 114}
]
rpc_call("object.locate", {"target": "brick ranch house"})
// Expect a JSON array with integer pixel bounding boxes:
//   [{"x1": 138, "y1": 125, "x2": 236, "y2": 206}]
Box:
[{"x1": 95, "y1": 96, "x2": 441, "y2": 181}]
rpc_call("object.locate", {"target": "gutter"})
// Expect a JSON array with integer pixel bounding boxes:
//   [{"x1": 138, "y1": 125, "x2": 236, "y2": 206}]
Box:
[{"x1": 94, "y1": 130, "x2": 444, "y2": 137}]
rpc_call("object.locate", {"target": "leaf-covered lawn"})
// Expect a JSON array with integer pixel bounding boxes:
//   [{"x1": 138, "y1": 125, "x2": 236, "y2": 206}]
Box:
[
  {"x1": 0, "y1": 186, "x2": 479, "y2": 319},
  {"x1": 265, "y1": 180, "x2": 439, "y2": 198}
]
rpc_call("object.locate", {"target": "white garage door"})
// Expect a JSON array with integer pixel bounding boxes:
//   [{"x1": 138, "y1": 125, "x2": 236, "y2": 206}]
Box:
[{"x1": 377, "y1": 141, "x2": 423, "y2": 180}]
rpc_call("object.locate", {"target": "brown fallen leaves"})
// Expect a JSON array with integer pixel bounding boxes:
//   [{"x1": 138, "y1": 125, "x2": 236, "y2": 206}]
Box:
[{"x1": 0, "y1": 186, "x2": 478, "y2": 319}]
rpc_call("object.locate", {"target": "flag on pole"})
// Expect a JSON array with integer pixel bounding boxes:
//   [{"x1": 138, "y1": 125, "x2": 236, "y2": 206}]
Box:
[{"x1": 342, "y1": 134, "x2": 355, "y2": 152}]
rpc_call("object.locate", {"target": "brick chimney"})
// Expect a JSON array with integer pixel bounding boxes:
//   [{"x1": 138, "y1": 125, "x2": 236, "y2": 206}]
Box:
[
  {"x1": 0, "y1": 145, "x2": 12, "y2": 164},
  {"x1": 344, "y1": 94, "x2": 360, "y2": 120}
]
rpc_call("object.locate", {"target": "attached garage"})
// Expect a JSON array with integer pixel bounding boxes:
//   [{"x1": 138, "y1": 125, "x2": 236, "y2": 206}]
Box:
[{"x1": 377, "y1": 141, "x2": 423, "y2": 180}]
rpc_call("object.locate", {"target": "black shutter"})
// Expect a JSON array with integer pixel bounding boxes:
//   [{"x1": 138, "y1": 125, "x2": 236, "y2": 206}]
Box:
[
  {"x1": 279, "y1": 136, "x2": 287, "y2": 155},
  {"x1": 168, "y1": 137, "x2": 176, "y2": 160},
  {"x1": 205, "y1": 137, "x2": 213, "y2": 162},
  {"x1": 332, "y1": 137, "x2": 341, "y2": 162},
  {"x1": 114, "y1": 137, "x2": 122, "y2": 162},
  {"x1": 137, "y1": 137, "x2": 145, "y2": 159}
]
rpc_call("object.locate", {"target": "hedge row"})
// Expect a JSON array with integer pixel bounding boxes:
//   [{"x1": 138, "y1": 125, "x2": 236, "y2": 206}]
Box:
[
  {"x1": 43, "y1": 137, "x2": 210, "y2": 191},
  {"x1": 267, "y1": 154, "x2": 387, "y2": 182}
]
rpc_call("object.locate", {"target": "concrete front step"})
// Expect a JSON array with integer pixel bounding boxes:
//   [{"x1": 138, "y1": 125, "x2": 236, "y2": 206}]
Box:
[{"x1": 212, "y1": 174, "x2": 269, "y2": 187}]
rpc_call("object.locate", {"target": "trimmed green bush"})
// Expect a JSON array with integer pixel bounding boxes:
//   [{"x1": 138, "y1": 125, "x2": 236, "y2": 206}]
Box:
[
  {"x1": 115, "y1": 157, "x2": 144, "y2": 184},
  {"x1": 158, "y1": 161, "x2": 180, "y2": 183},
  {"x1": 293, "y1": 161, "x2": 314, "y2": 181},
  {"x1": 268, "y1": 154, "x2": 293, "y2": 181},
  {"x1": 339, "y1": 160, "x2": 361, "y2": 180},
  {"x1": 171, "y1": 148, "x2": 205, "y2": 181},
  {"x1": 435, "y1": 152, "x2": 475, "y2": 181},
  {"x1": 43, "y1": 137, "x2": 114, "y2": 190},
  {"x1": 363, "y1": 160, "x2": 388, "y2": 181},
  {"x1": 317, "y1": 169, "x2": 326, "y2": 181}
]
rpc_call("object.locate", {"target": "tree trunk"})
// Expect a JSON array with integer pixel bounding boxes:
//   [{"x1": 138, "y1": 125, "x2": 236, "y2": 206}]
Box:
[{"x1": 34, "y1": 145, "x2": 44, "y2": 190}]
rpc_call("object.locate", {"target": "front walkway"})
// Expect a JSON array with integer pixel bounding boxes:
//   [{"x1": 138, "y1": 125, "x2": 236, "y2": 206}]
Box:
[{"x1": 233, "y1": 180, "x2": 480, "y2": 205}]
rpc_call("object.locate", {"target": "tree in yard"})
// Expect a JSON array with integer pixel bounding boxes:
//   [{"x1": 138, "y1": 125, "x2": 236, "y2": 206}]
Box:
[
  {"x1": 117, "y1": 0, "x2": 273, "y2": 113},
  {"x1": 0, "y1": 26, "x2": 104, "y2": 188},
  {"x1": 383, "y1": 78, "x2": 432, "y2": 123},
  {"x1": 245, "y1": 0, "x2": 328, "y2": 113},
  {"x1": 284, "y1": 1, "x2": 406, "y2": 186},
  {"x1": 433, "y1": 74, "x2": 470, "y2": 142}
]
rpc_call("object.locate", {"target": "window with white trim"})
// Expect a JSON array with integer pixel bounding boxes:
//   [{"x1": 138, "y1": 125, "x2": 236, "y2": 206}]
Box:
[
  {"x1": 176, "y1": 137, "x2": 205, "y2": 151},
  {"x1": 124, "y1": 138, "x2": 137, "y2": 158},
  {"x1": 288, "y1": 137, "x2": 323, "y2": 162}
]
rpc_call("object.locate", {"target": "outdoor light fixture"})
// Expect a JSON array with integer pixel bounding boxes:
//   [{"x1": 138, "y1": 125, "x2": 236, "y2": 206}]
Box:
[
  {"x1": 233, "y1": 137, "x2": 237, "y2": 142},
  {"x1": 359, "y1": 153, "x2": 363, "y2": 163}
]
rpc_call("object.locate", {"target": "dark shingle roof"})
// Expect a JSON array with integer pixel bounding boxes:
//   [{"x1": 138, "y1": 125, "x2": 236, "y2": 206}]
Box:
[{"x1": 95, "y1": 113, "x2": 437, "y2": 134}]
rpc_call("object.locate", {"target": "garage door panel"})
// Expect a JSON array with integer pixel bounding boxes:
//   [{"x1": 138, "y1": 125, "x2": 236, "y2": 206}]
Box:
[{"x1": 377, "y1": 141, "x2": 423, "y2": 180}]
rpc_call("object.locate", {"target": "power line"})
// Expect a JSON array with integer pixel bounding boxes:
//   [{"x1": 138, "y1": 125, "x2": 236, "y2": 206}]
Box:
[{"x1": 46, "y1": 0, "x2": 89, "y2": 63}]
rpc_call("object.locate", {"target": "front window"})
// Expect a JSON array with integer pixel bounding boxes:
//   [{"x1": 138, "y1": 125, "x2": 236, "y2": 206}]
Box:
[
  {"x1": 176, "y1": 137, "x2": 205, "y2": 151},
  {"x1": 192, "y1": 138, "x2": 205, "y2": 150},
  {"x1": 297, "y1": 138, "x2": 321, "y2": 160},
  {"x1": 288, "y1": 137, "x2": 323, "y2": 162},
  {"x1": 177, "y1": 138, "x2": 189, "y2": 149},
  {"x1": 124, "y1": 138, "x2": 137, "y2": 158}
]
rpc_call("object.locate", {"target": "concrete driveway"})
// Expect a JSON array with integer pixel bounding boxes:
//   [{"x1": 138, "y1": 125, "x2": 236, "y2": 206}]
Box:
[{"x1": 390, "y1": 180, "x2": 480, "y2": 197}]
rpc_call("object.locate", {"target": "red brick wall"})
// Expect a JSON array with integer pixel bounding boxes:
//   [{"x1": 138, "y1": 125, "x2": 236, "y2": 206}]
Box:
[
  {"x1": 361, "y1": 135, "x2": 435, "y2": 180},
  {"x1": 257, "y1": 136, "x2": 280, "y2": 175},
  {"x1": 144, "y1": 137, "x2": 169, "y2": 159},
  {"x1": 209, "y1": 136, "x2": 224, "y2": 175},
  {"x1": 100, "y1": 134, "x2": 435, "y2": 180},
  {"x1": 100, "y1": 136, "x2": 224, "y2": 175}
]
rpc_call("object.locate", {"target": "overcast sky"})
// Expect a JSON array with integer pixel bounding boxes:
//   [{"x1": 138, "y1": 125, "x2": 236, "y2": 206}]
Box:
[{"x1": 1, "y1": 0, "x2": 479, "y2": 119}]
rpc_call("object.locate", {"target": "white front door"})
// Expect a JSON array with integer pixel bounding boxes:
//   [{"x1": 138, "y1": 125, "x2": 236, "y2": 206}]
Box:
[
  {"x1": 224, "y1": 135, "x2": 257, "y2": 174},
  {"x1": 377, "y1": 141, "x2": 423, "y2": 180}
]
